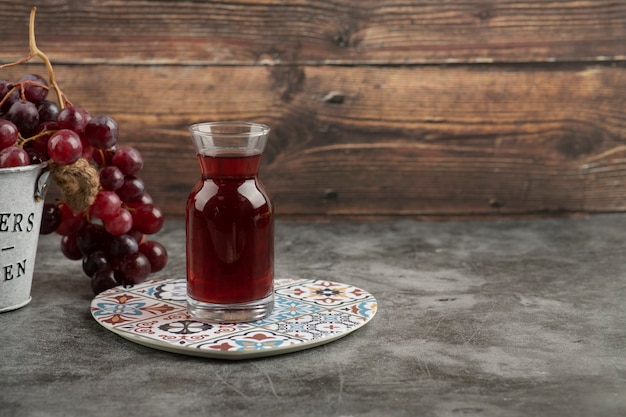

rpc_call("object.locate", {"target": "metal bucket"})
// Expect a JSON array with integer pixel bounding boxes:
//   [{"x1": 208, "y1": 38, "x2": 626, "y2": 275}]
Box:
[{"x1": 0, "y1": 162, "x2": 50, "y2": 312}]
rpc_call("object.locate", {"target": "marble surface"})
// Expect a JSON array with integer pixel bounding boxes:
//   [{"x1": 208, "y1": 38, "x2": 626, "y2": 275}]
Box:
[{"x1": 1, "y1": 216, "x2": 625, "y2": 417}]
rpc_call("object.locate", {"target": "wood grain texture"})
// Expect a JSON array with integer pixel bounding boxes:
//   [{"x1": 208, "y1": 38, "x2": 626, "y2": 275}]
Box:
[
  {"x1": 0, "y1": 1, "x2": 625, "y2": 219},
  {"x1": 2, "y1": 62, "x2": 623, "y2": 218},
  {"x1": 0, "y1": 1, "x2": 624, "y2": 64}
]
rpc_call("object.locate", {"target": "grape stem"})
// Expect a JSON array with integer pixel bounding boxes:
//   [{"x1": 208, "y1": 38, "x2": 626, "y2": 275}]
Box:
[
  {"x1": 17, "y1": 128, "x2": 59, "y2": 147},
  {"x1": 0, "y1": 7, "x2": 68, "y2": 109}
]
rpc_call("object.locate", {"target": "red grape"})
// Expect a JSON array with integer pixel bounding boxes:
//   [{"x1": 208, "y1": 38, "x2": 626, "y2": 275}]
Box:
[
  {"x1": 48, "y1": 129, "x2": 82, "y2": 164},
  {"x1": 131, "y1": 204, "x2": 164, "y2": 235},
  {"x1": 125, "y1": 191, "x2": 153, "y2": 209},
  {"x1": 103, "y1": 207, "x2": 133, "y2": 236},
  {"x1": 81, "y1": 143, "x2": 95, "y2": 161},
  {"x1": 0, "y1": 146, "x2": 30, "y2": 168},
  {"x1": 56, "y1": 106, "x2": 89, "y2": 132},
  {"x1": 19, "y1": 74, "x2": 48, "y2": 103},
  {"x1": 78, "y1": 134, "x2": 92, "y2": 158},
  {"x1": 90, "y1": 190, "x2": 122, "y2": 220},
  {"x1": 139, "y1": 241, "x2": 168, "y2": 273},
  {"x1": 55, "y1": 202, "x2": 85, "y2": 236},
  {"x1": 84, "y1": 115, "x2": 118, "y2": 149},
  {"x1": 112, "y1": 145, "x2": 143, "y2": 175},
  {"x1": 0, "y1": 120, "x2": 19, "y2": 149}
]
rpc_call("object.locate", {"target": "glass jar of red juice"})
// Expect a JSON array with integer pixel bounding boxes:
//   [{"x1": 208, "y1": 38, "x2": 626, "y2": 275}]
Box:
[{"x1": 186, "y1": 121, "x2": 273, "y2": 323}]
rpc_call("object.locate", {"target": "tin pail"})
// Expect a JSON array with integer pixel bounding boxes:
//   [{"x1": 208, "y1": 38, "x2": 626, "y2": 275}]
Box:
[{"x1": 0, "y1": 162, "x2": 49, "y2": 312}]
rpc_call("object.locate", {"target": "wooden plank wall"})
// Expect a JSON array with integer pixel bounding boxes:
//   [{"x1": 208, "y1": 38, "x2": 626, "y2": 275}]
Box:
[{"x1": 1, "y1": 1, "x2": 625, "y2": 220}]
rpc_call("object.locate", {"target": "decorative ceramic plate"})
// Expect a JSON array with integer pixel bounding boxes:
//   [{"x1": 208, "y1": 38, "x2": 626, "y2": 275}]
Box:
[{"x1": 91, "y1": 277, "x2": 377, "y2": 360}]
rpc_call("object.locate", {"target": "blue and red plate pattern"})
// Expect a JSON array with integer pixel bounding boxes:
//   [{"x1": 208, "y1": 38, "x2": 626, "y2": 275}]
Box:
[{"x1": 91, "y1": 278, "x2": 377, "y2": 359}]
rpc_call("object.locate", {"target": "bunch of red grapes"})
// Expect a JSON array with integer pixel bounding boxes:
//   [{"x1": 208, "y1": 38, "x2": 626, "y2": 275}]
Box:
[{"x1": 0, "y1": 74, "x2": 168, "y2": 295}]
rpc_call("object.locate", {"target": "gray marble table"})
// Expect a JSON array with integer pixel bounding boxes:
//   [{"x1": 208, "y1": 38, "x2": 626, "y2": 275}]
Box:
[{"x1": 2, "y1": 216, "x2": 625, "y2": 417}]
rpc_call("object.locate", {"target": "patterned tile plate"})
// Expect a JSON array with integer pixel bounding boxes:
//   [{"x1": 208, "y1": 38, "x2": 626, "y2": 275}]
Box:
[{"x1": 91, "y1": 278, "x2": 377, "y2": 360}]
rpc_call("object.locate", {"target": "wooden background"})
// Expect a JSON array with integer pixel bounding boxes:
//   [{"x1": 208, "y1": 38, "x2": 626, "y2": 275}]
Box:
[{"x1": 1, "y1": 1, "x2": 625, "y2": 220}]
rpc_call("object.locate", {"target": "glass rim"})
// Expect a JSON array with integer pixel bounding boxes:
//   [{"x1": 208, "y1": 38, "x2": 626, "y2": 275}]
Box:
[{"x1": 189, "y1": 121, "x2": 270, "y2": 138}]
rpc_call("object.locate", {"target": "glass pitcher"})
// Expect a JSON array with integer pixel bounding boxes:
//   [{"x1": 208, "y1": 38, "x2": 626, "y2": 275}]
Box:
[{"x1": 186, "y1": 121, "x2": 273, "y2": 323}]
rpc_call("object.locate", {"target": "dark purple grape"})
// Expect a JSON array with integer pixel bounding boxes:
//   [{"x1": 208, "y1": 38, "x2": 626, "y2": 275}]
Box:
[
  {"x1": 127, "y1": 228, "x2": 145, "y2": 245},
  {"x1": 37, "y1": 100, "x2": 60, "y2": 122},
  {"x1": 0, "y1": 81, "x2": 19, "y2": 113},
  {"x1": 19, "y1": 74, "x2": 48, "y2": 104},
  {"x1": 85, "y1": 115, "x2": 118, "y2": 149},
  {"x1": 0, "y1": 80, "x2": 12, "y2": 99},
  {"x1": 107, "y1": 234, "x2": 139, "y2": 258},
  {"x1": 91, "y1": 268, "x2": 120, "y2": 295},
  {"x1": 26, "y1": 148, "x2": 48, "y2": 164},
  {"x1": 7, "y1": 101, "x2": 39, "y2": 137},
  {"x1": 116, "y1": 175, "x2": 145, "y2": 202},
  {"x1": 92, "y1": 146, "x2": 116, "y2": 167},
  {"x1": 40, "y1": 203, "x2": 62, "y2": 235},
  {"x1": 60, "y1": 234, "x2": 83, "y2": 260},
  {"x1": 82, "y1": 250, "x2": 111, "y2": 278},
  {"x1": 31, "y1": 122, "x2": 57, "y2": 158},
  {"x1": 76, "y1": 222, "x2": 109, "y2": 256},
  {"x1": 118, "y1": 252, "x2": 151, "y2": 285},
  {"x1": 99, "y1": 165, "x2": 124, "y2": 191}
]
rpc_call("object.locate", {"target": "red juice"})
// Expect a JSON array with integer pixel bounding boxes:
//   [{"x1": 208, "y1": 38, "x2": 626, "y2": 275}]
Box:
[{"x1": 186, "y1": 150, "x2": 274, "y2": 305}]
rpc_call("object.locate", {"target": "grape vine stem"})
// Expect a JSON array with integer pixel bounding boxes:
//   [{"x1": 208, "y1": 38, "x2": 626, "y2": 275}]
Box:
[
  {"x1": 0, "y1": 7, "x2": 67, "y2": 109},
  {"x1": 28, "y1": 8, "x2": 66, "y2": 109}
]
